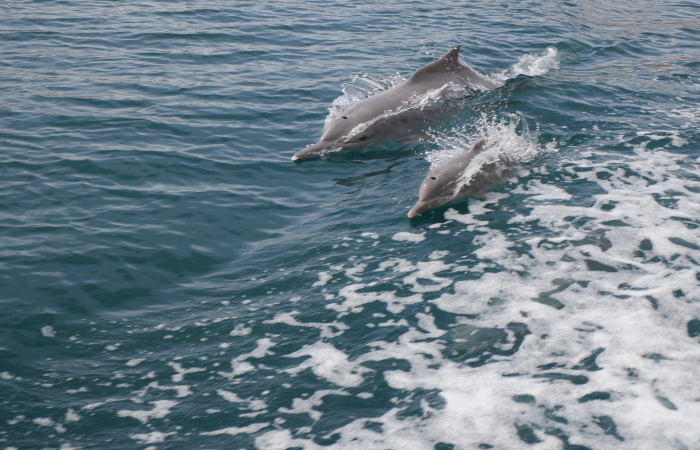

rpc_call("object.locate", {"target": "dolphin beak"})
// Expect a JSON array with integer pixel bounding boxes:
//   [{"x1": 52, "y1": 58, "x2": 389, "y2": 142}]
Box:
[
  {"x1": 292, "y1": 141, "x2": 339, "y2": 161},
  {"x1": 407, "y1": 200, "x2": 432, "y2": 218}
]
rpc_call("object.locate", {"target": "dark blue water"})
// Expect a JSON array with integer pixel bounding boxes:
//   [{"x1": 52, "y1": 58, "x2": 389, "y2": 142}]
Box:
[{"x1": 2, "y1": 1, "x2": 700, "y2": 448}]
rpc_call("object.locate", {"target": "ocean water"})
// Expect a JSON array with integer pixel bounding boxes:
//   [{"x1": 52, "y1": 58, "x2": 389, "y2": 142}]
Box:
[{"x1": 1, "y1": 0, "x2": 700, "y2": 448}]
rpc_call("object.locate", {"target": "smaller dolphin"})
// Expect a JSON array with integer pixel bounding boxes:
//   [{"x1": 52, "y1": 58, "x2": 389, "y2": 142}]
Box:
[
  {"x1": 407, "y1": 139, "x2": 513, "y2": 218},
  {"x1": 293, "y1": 46, "x2": 497, "y2": 161}
]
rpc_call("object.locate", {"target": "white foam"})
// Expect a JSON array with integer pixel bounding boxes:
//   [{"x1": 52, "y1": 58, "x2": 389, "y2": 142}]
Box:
[
  {"x1": 41, "y1": 326, "x2": 55, "y2": 338},
  {"x1": 255, "y1": 429, "x2": 318, "y2": 450},
  {"x1": 491, "y1": 46, "x2": 560, "y2": 82},
  {"x1": 312, "y1": 271, "x2": 333, "y2": 287},
  {"x1": 82, "y1": 400, "x2": 115, "y2": 410},
  {"x1": 264, "y1": 312, "x2": 349, "y2": 339},
  {"x1": 201, "y1": 422, "x2": 269, "y2": 436},
  {"x1": 7, "y1": 415, "x2": 24, "y2": 425},
  {"x1": 167, "y1": 362, "x2": 205, "y2": 383},
  {"x1": 402, "y1": 260, "x2": 454, "y2": 293},
  {"x1": 429, "y1": 250, "x2": 449, "y2": 259},
  {"x1": 32, "y1": 417, "x2": 54, "y2": 427},
  {"x1": 392, "y1": 232, "x2": 426, "y2": 243},
  {"x1": 229, "y1": 324, "x2": 253, "y2": 336},
  {"x1": 219, "y1": 338, "x2": 276, "y2": 378},
  {"x1": 64, "y1": 409, "x2": 80, "y2": 423},
  {"x1": 345, "y1": 262, "x2": 367, "y2": 281},
  {"x1": 217, "y1": 389, "x2": 244, "y2": 403},
  {"x1": 415, "y1": 313, "x2": 444, "y2": 338},
  {"x1": 284, "y1": 342, "x2": 369, "y2": 388},
  {"x1": 117, "y1": 400, "x2": 178, "y2": 424},
  {"x1": 136, "y1": 381, "x2": 192, "y2": 398},
  {"x1": 130, "y1": 431, "x2": 175, "y2": 444},
  {"x1": 278, "y1": 390, "x2": 348, "y2": 421},
  {"x1": 327, "y1": 282, "x2": 423, "y2": 315}
]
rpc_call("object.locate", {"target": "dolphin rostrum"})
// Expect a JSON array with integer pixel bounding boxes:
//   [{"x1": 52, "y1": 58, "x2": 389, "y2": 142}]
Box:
[
  {"x1": 292, "y1": 46, "x2": 497, "y2": 161},
  {"x1": 407, "y1": 139, "x2": 513, "y2": 218}
]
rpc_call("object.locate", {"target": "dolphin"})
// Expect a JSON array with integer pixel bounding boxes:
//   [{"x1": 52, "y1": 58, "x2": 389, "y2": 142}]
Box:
[
  {"x1": 292, "y1": 46, "x2": 497, "y2": 161},
  {"x1": 407, "y1": 139, "x2": 513, "y2": 218}
]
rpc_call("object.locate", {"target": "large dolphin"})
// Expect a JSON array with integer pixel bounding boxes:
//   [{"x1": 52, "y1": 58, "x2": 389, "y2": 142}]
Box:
[
  {"x1": 292, "y1": 46, "x2": 497, "y2": 161},
  {"x1": 407, "y1": 139, "x2": 513, "y2": 218}
]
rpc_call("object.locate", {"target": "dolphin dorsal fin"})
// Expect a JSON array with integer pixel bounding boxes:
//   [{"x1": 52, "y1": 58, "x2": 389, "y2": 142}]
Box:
[
  {"x1": 408, "y1": 46, "x2": 462, "y2": 83},
  {"x1": 453, "y1": 139, "x2": 491, "y2": 168},
  {"x1": 470, "y1": 139, "x2": 488, "y2": 154}
]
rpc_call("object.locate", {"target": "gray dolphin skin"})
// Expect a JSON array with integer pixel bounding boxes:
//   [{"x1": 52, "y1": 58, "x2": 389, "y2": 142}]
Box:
[
  {"x1": 292, "y1": 46, "x2": 497, "y2": 161},
  {"x1": 407, "y1": 139, "x2": 513, "y2": 218}
]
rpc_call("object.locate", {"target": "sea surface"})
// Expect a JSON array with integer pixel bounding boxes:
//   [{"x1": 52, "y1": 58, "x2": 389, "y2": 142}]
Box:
[{"x1": 1, "y1": 1, "x2": 700, "y2": 449}]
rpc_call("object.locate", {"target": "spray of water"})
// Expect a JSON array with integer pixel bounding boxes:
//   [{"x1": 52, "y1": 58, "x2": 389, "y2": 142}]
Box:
[
  {"x1": 491, "y1": 47, "x2": 559, "y2": 83},
  {"x1": 325, "y1": 73, "x2": 406, "y2": 125},
  {"x1": 426, "y1": 114, "x2": 557, "y2": 177}
]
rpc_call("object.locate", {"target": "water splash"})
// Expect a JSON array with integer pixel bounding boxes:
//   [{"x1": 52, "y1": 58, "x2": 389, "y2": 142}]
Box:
[
  {"x1": 325, "y1": 73, "x2": 405, "y2": 125},
  {"x1": 426, "y1": 114, "x2": 556, "y2": 171},
  {"x1": 491, "y1": 47, "x2": 560, "y2": 82}
]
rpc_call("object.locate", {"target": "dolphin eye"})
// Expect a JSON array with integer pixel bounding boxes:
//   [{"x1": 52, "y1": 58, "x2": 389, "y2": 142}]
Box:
[
  {"x1": 430, "y1": 177, "x2": 436, "y2": 180},
  {"x1": 359, "y1": 135, "x2": 368, "y2": 141},
  {"x1": 342, "y1": 116, "x2": 348, "y2": 119}
]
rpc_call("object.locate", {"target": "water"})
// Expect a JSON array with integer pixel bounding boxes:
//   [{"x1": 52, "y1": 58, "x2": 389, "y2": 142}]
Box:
[{"x1": 1, "y1": 1, "x2": 700, "y2": 448}]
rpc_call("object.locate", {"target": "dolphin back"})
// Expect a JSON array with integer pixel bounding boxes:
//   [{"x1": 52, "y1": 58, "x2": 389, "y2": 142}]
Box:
[
  {"x1": 455, "y1": 139, "x2": 515, "y2": 198},
  {"x1": 295, "y1": 46, "x2": 498, "y2": 161},
  {"x1": 408, "y1": 46, "x2": 497, "y2": 90},
  {"x1": 428, "y1": 139, "x2": 490, "y2": 180}
]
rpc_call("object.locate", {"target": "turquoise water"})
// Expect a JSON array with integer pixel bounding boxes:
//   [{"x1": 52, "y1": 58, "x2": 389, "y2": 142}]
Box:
[{"x1": 2, "y1": 0, "x2": 700, "y2": 448}]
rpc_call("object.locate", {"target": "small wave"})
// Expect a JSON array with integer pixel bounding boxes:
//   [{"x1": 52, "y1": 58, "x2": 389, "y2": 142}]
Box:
[{"x1": 491, "y1": 47, "x2": 560, "y2": 82}]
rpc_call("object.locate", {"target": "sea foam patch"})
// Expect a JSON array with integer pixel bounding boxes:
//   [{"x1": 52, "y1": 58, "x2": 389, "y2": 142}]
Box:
[
  {"x1": 117, "y1": 400, "x2": 179, "y2": 425},
  {"x1": 391, "y1": 231, "x2": 426, "y2": 242},
  {"x1": 257, "y1": 127, "x2": 700, "y2": 449}
]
